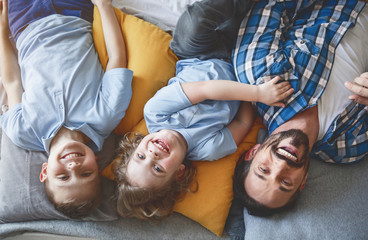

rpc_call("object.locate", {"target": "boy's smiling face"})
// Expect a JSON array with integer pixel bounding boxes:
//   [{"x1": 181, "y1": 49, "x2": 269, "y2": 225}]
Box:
[
  {"x1": 40, "y1": 141, "x2": 100, "y2": 203},
  {"x1": 126, "y1": 130, "x2": 187, "y2": 189}
]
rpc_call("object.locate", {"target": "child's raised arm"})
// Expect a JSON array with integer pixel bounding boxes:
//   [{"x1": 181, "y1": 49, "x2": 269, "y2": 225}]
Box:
[
  {"x1": 92, "y1": 0, "x2": 127, "y2": 70},
  {"x1": 181, "y1": 76, "x2": 294, "y2": 107},
  {"x1": 0, "y1": 0, "x2": 23, "y2": 108}
]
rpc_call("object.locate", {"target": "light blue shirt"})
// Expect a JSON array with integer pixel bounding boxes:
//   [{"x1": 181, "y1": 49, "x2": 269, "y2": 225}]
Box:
[
  {"x1": 0, "y1": 15, "x2": 133, "y2": 152},
  {"x1": 144, "y1": 58, "x2": 239, "y2": 161}
]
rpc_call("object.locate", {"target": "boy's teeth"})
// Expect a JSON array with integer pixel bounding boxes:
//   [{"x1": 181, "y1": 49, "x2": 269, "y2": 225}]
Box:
[{"x1": 64, "y1": 153, "x2": 82, "y2": 159}]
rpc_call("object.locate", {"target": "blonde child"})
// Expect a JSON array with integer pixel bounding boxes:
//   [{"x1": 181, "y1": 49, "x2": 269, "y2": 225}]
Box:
[{"x1": 113, "y1": 0, "x2": 293, "y2": 221}]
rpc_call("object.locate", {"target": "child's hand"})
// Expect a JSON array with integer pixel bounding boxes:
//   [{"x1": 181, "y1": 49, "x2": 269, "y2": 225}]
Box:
[
  {"x1": 0, "y1": 0, "x2": 9, "y2": 34},
  {"x1": 91, "y1": 0, "x2": 112, "y2": 8},
  {"x1": 257, "y1": 76, "x2": 294, "y2": 107},
  {"x1": 345, "y1": 72, "x2": 368, "y2": 106}
]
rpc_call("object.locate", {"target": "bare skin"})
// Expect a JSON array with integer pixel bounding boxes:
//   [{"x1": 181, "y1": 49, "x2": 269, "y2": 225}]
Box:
[{"x1": 345, "y1": 72, "x2": 368, "y2": 106}]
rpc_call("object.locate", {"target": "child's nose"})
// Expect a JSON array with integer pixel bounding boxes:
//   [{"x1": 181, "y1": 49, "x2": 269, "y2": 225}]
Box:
[
  {"x1": 149, "y1": 149, "x2": 159, "y2": 159},
  {"x1": 67, "y1": 161, "x2": 80, "y2": 169}
]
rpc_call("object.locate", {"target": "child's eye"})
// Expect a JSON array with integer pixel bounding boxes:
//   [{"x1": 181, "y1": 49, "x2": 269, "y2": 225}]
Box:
[
  {"x1": 154, "y1": 165, "x2": 163, "y2": 173},
  {"x1": 137, "y1": 153, "x2": 145, "y2": 160},
  {"x1": 82, "y1": 172, "x2": 92, "y2": 177},
  {"x1": 58, "y1": 175, "x2": 69, "y2": 181}
]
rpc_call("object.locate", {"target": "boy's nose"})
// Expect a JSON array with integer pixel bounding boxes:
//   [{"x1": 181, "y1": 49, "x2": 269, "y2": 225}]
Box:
[{"x1": 67, "y1": 161, "x2": 80, "y2": 169}]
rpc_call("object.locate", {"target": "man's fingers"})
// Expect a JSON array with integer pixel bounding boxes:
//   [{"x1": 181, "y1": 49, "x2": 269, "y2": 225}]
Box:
[
  {"x1": 354, "y1": 76, "x2": 368, "y2": 88},
  {"x1": 360, "y1": 72, "x2": 368, "y2": 78},
  {"x1": 349, "y1": 95, "x2": 368, "y2": 106},
  {"x1": 345, "y1": 81, "x2": 368, "y2": 97}
]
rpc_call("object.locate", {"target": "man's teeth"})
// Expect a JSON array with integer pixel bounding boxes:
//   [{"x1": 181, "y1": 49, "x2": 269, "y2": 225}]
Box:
[
  {"x1": 64, "y1": 153, "x2": 82, "y2": 159},
  {"x1": 277, "y1": 148, "x2": 297, "y2": 161}
]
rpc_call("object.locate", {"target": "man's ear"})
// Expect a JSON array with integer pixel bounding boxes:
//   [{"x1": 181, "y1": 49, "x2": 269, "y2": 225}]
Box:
[
  {"x1": 299, "y1": 172, "x2": 308, "y2": 191},
  {"x1": 244, "y1": 144, "x2": 261, "y2": 161},
  {"x1": 176, "y1": 164, "x2": 186, "y2": 181},
  {"x1": 40, "y1": 162, "x2": 48, "y2": 183}
]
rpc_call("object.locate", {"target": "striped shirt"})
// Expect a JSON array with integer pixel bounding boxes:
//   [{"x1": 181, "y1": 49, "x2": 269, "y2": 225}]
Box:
[{"x1": 233, "y1": 0, "x2": 367, "y2": 163}]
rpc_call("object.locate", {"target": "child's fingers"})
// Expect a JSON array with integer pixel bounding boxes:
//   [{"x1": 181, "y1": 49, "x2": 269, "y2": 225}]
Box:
[
  {"x1": 274, "y1": 88, "x2": 293, "y2": 102},
  {"x1": 271, "y1": 102, "x2": 286, "y2": 108},
  {"x1": 276, "y1": 81, "x2": 291, "y2": 89},
  {"x1": 1, "y1": 0, "x2": 7, "y2": 13},
  {"x1": 269, "y1": 76, "x2": 282, "y2": 84}
]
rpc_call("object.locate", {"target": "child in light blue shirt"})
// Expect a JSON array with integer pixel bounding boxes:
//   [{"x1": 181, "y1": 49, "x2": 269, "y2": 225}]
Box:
[
  {"x1": 113, "y1": 0, "x2": 293, "y2": 221},
  {"x1": 0, "y1": 0, "x2": 132, "y2": 218}
]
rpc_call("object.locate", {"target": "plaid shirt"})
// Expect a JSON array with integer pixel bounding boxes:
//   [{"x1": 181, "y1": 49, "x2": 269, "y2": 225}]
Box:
[{"x1": 233, "y1": 0, "x2": 367, "y2": 163}]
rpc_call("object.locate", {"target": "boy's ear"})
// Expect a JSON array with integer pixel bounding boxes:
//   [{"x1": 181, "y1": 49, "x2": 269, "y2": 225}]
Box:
[
  {"x1": 40, "y1": 162, "x2": 48, "y2": 182},
  {"x1": 176, "y1": 164, "x2": 186, "y2": 181},
  {"x1": 244, "y1": 144, "x2": 261, "y2": 161}
]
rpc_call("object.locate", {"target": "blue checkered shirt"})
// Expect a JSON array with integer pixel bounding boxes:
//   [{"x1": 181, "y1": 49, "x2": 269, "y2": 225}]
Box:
[{"x1": 233, "y1": 0, "x2": 367, "y2": 163}]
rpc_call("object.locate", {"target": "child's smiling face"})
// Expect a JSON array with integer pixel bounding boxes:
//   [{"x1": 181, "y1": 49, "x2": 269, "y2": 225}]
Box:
[{"x1": 126, "y1": 130, "x2": 187, "y2": 189}]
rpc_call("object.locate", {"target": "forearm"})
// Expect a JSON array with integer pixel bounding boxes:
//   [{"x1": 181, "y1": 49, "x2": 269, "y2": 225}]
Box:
[
  {"x1": 0, "y1": 30, "x2": 23, "y2": 107},
  {"x1": 96, "y1": 2, "x2": 127, "y2": 70},
  {"x1": 227, "y1": 102, "x2": 256, "y2": 145},
  {"x1": 181, "y1": 80, "x2": 259, "y2": 105}
]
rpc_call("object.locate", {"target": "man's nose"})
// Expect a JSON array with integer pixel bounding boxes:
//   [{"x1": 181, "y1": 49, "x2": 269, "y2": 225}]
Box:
[{"x1": 271, "y1": 159, "x2": 288, "y2": 177}]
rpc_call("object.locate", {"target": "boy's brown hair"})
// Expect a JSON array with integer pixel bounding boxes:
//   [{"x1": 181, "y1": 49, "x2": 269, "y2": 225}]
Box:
[
  {"x1": 113, "y1": 133, "x2": 197, "y2": 221},
  {"x1": 44, "y1": 179, "x2": 102, "y2": 219}
]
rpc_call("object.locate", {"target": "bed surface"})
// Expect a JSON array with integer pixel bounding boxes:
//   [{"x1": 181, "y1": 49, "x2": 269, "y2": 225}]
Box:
[{"x1": 1, "y1": 1, "x2": 367, "y2": 240}]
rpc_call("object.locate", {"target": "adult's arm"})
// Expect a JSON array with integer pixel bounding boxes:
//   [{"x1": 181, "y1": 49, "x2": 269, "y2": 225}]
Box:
[
  {"x1": 345, "y1": 72, "x2": 368, "y2": 105},
  {"x1": 93, "y1": 0, "x2": 127, "y2": 70},
  {"x1": 0, "y1": 0, "x2": 23, "y2": 108}
]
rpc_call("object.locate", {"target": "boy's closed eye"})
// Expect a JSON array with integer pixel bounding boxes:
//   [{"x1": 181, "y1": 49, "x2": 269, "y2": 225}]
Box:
[{"x1": 58, "y1": 175, "x2": 69, "y2": 181}]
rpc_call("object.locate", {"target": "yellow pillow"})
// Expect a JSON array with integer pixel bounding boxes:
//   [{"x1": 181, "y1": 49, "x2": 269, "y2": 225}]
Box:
[
  {"x1": 92, "y1": 7, "x2": 178, "y2": 135},
  {"x1": 94, "y1": 6, "x2": 265, "y2": 237}
]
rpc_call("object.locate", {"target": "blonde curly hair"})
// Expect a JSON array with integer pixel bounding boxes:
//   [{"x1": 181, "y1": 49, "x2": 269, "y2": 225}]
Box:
[{"x1": 112, "y1": 133, "x2": 197, "y2": 221}]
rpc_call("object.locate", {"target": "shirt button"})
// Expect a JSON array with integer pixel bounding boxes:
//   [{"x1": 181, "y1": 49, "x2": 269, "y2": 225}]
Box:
[{"x1": 59, "y1": 104, "x2": 63, "y2": 110}]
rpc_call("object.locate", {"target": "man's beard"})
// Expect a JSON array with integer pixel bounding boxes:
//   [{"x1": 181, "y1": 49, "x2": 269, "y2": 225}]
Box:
[{"x1": 262, "y1": 129, "x2": 310, "y2": 169}]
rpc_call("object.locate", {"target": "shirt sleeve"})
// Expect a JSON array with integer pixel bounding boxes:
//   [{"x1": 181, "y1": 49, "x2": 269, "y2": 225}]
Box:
[
  {"x1": 100, "y1": 68, "x2": 133, "y2": 117},
  {"x1": 187, "y1": 127, "x2": 237, "y2": 161},
  {"x1": 144, "y1": 82, "x2": 192, "y2": 133},
  {"x1": 0, "y1": 103, "x2": 44, "y2": 151}
]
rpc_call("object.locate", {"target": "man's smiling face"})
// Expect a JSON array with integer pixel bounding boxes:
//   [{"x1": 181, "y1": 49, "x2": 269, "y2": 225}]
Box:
[{"x1": 244, "y1": 129, "x2": 310, "y2": 208}]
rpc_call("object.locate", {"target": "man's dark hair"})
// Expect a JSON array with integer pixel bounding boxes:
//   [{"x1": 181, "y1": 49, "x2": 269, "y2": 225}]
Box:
[{"x1": 233, "y1": 152, "x2": 301, "y2": 217}]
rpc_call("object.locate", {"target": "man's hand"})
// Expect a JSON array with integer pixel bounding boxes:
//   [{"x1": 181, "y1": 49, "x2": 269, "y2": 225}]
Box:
[
  {"x1": 257, "y1": 76, "x2": 294, "y2": 107},
  {"x1": 345, "y1": 72, "x2": 368, "y2": 106}
]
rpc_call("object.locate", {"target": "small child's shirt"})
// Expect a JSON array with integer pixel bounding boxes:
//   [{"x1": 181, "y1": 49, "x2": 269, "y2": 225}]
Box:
[
  {"x1": 144, "y1": 58, "x2": 240, "y2": 161},
  {"x1": 0, "y1": 15, "x2": 133, "y2": 153}
]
